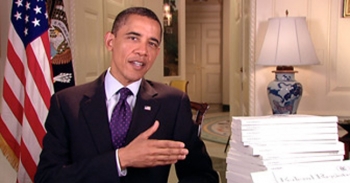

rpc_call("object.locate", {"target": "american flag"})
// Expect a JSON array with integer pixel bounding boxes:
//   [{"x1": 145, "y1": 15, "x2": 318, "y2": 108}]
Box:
[{"x1": 0, "y1": 0, "x2": 54, "y2": 182}]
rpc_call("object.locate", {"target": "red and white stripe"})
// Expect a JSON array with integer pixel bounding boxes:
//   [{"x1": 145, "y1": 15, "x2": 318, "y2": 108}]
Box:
[{"x1": 0, "y1": 19, "x2": 54, "y2": 183}]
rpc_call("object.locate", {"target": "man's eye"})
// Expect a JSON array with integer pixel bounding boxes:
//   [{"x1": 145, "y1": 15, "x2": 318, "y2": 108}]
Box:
[
  {"x1": 129, "y1": 36, "x2": 138, "y2": 41},
  {"x1": 149, "y1": 42, "x2": 158, "y2": 48}
]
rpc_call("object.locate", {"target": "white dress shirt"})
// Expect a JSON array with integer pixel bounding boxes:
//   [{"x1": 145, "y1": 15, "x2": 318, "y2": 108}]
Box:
[{"x1": 104, "y1": 68, "x2": 141, "y2": 176}]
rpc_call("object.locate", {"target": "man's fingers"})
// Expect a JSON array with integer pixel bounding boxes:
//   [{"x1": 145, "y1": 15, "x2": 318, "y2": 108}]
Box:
[
  {"x1": 153, "y1": 147, "x2": 189, "y2": 157},
  {"x1": 138, "y1": 122, "x2": 185, "y2": 149},
  {"x1": 157, "y1": 154, "x2": 187, "y2": 161},
  {"x1": 151, "y1": 139, "x2": 186, "y2": 148}
]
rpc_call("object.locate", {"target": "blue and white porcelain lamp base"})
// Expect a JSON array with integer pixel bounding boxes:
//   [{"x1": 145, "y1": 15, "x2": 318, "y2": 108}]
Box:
[{"x1": 267, "y1": 66, "x2": 303, "y2": 114}]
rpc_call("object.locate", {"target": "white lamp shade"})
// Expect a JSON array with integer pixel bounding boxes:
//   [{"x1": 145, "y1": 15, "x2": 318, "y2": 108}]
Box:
[{"x1": 257, "y1": 17, "x2": 320, "y2": 66}]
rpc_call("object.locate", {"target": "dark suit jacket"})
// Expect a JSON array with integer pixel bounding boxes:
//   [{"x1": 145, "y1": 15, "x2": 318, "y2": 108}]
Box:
[{"x1": 34, "y1": 72, "x2": 219, "y2": 183}]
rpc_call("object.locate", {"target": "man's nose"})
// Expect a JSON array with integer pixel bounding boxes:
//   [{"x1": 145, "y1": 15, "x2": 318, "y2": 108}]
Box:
[{"x1": 134, "y1": 42, "x2": 148, "y2": 56}]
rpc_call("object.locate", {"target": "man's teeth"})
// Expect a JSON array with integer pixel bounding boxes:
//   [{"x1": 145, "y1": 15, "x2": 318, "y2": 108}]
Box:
[{"x1": 134, "y1": 62, "x2": 143, "y2": 66}]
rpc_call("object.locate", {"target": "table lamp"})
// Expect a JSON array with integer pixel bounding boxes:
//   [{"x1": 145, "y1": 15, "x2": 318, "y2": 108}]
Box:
[{"x1": 256, "y1": 13, "x2": 320, "y2": 114}]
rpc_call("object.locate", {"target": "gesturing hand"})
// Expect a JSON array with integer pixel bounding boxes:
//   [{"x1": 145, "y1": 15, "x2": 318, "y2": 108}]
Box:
[{"x1": 118, "y1": 121, "x2": 189, "y2": 169}]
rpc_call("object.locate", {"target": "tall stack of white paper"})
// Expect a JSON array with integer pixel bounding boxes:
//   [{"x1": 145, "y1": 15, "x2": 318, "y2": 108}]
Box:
[
  {"x1": 251, "y1": 160, "x2": 350, "y2": 183},
  {"x1": 226, "y1": 115, "x2": 345, "y2": 183}
]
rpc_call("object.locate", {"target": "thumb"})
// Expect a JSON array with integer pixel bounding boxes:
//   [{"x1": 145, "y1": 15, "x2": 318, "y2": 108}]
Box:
[{"x1": 140, "y1": 120, "x2": 159, "y2": 139}]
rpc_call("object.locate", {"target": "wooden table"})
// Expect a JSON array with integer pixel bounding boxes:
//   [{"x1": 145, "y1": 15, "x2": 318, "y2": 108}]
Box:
[
  {"x1": 339, "y1": 134, "x2": 350, "y2": 160},
  {"x1": 338, "y1": 127, "x2": 349, "y2": 160}
]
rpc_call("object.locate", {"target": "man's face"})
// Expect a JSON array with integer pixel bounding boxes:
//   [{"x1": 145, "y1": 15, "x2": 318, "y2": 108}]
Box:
[{"x1": 105, "y1": 14, "x2": 161, "y2": 86}]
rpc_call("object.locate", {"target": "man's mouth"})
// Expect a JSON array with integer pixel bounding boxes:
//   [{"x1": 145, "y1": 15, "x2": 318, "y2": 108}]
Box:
[
  {"x1": 133, "y1": 61, "x2": 144, "y2": 67},
  {"x1": 128, "y1": 60, "x2": 145, "y2": 69}
]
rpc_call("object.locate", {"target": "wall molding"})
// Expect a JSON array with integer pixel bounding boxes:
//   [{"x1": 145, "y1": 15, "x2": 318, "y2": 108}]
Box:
[{"x1": 248, "y1": 0, "x2": 256, "y2": 116}]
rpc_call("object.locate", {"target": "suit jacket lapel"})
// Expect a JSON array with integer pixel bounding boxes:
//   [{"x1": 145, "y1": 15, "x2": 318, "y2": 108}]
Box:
[
  {"x1": 80, "y1": 76, "x2": 161, "y2": 151},
  {"x1": 126, "y1": 79, "x2": 160, "y2": 143},
  {"x1": 81, "y1": 72, "x2": 114, "y2": 153}
]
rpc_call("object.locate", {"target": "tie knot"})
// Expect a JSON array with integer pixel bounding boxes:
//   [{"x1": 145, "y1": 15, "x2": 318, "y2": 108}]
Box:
[{"x1": 118, "y1": 87, "x2": 132, "y2": 101}]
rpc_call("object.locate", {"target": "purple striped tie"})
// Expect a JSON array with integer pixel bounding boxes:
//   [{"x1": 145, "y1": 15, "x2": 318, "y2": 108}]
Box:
[{"x1": 110, "y1": 87, "x2": 132, "y2": 149}]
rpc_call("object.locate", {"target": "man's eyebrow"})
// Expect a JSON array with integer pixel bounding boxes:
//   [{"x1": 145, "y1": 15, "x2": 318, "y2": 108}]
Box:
[
  {"x1": 126, "y1": 31, "x2": 160, "y2": 45},
  {"x1": 126, "y1": 31, "x2": 141, "y2": 37},
  {"x1": 150, "y1": 37, "x2": 160, "y2": 46}
]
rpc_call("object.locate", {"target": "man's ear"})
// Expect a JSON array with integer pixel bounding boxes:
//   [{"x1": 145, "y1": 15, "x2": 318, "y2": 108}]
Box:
[{"x1": 104, "y1": 32, "x2": 114, "y2": 51}]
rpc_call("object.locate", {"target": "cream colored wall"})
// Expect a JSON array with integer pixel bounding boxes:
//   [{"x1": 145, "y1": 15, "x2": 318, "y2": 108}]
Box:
[
  {"x1": 0, "y1": 0, "x2": 11, "y2": 111},
  {"x1": 0, "y1": 0, "x2": 16, "y2": 182},
  {"x1": 223, "y1": 0, "x2": 246, "y2": 116},
  {"x1": 253, "y1": 0, "x2": 350, "y2": 116}
]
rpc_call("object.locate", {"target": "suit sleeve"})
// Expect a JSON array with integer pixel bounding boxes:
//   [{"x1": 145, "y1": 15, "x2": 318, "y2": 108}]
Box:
[
  {"x1": 174, "y1": 93, "x2": 219, "y2": 183},
  {"x1": 34, "y1": 94, "x2": 120, "y2": 183}
]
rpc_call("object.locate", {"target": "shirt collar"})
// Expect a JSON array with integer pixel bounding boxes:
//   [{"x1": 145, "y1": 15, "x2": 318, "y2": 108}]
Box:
[{"x1": 105, "y1": 67, "x2": 141, "y2": 100}]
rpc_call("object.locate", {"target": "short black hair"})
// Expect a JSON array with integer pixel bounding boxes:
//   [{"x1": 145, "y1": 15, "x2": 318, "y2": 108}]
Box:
[{"x1": 111, "y1": 7, "x2": 163, "y2": 42}]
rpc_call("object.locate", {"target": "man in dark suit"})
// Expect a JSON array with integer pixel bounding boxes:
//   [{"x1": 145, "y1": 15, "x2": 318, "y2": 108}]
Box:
[{"x1": 34, "y1": 7, "x2": 219, "y2": 183}]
